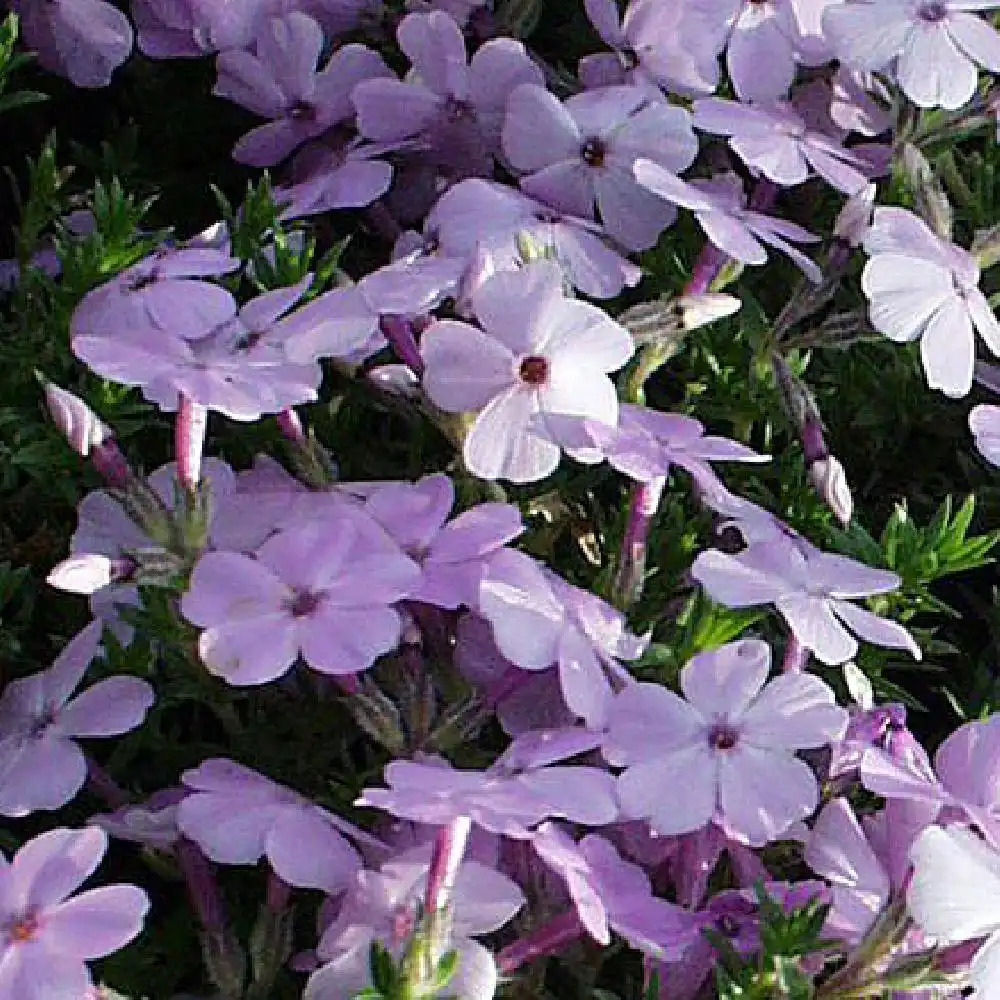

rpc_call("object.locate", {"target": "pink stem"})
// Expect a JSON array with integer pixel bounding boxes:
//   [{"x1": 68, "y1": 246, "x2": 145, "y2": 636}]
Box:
[
  {"x1": 176, "y1": 838, "x2": 227, "y2": 936},
  {"x1": 496, "y1": 911, "x2": 586, "y2": 975},
  {"x1": 424, "y1": 816, "x2": 472, "y2": 919},
  {"x1": 781, "y1": 633, "x2": 808, "y2": 673},
  {"x1": 85, "y1": 755, "x2": 130, "y2": 809},
  {"x1": 379, "y1": 314, "x2": 425, "y2": 375}
]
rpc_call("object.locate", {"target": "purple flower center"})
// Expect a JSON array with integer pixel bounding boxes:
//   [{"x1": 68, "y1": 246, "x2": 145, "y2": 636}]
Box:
[
  {"x1": 519, "y1": 355, "x2": 550, "y2": 385},
  {"x1": 286, "y1": 589, "x2": 322, "y2": 618},
  {"x1": 289, "y1": 101, "x2": 318, "y2": 123},
  {"x1": 4, "y1": 910, "x2": 39, "y2": 944},
  {"x1": 709, "y1": 722, "x2": 740, "y2": 751},
  {"x1": 581, "y1": 137, "x2": 607, "y2": 168},
  {"x1": 444, "y1": 96, "x2": 476, "y2": 123},
  {"x1": 127, "y1": 269, "x2": 160, "y2": 292},
  {"x1": 917, "y1": 0, "x2": 948, "y2": 20},
  {"x1": 716, "y1": 913, "x2": 741, "y2": 936}
]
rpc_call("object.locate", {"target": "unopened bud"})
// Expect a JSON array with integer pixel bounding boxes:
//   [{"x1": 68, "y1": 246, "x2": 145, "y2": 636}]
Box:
[
  {"x1": 972, "y1": 222, "x2": 1000, "y2": 271},
  {"x1": 834, "y1": 182, "x2": 876, "y2": 248},
  {"x1": 901, "y1": 143, "x2": 953, "y2": 241},
  {"x1": 367, "y1": 363, "x2": 421, "y2": 398},
  {"x1": 676, "y1": 292, "x2": 742, "y2": 331},
  {"x1": 47, "y1": 554, "x2": 131, "y2": 594},
  {"x1": 809, "y1": 455, "x2": 853, "y2": 526},
  {"x1": 40, "y1": 378, "x2": 112, "y2": 457},
  {"x1": 175, "y1": 395, "x2": 208, "y2": 492},
  {"x1": 455, "y1": 242, "x2": 496, "y2": 319},
  {"x1": 348, "y1": 678, "x2": 406, "y2": 754}
]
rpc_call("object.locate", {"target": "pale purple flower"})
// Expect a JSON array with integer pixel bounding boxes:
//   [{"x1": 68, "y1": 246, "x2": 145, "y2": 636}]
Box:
[
  {"x1": 365, "y1": 474, "x2": 523, "y2": 609},
  {"x1": 633, "y1": 168, "x2": 823, "y2": 282},
  {"x1": 70, "y1": 244, "x2": 241, "y2": 343},
  {"x1": 503, "y1": 83, "x2": 697, "y2": 250},
  {"x1": 421, "y1": 261, "x2": 634, "y2": 483},
  {"x1": 75, "y1": 277, "x2": 321, "y2": 420},
  {"x1": 531, "y1": 824, "x2": 699, "y2": 956},
  {"x1": 579, "y1": 0, "x2": 719, "y2": 95},
  {"x1": 603, "y1": 639, "x2": 848, "y2": 845},
  {"x1": 352, "y1": 10, "x2": 544, "y2": 174},
  {"x1": 693, "y1": 98, "x2": 874, "y2": 195},
  {"x1": 0, "y1": 827, "x2": 149, "y2": 996},
  {"x1": 691, "y1": 535, "x2": 921, "y2": 665},
  {"x1": 477, "y1": 548, "x2": 645, "y2": 728},
  {"x1": 181, "y1": 506, "x2": 419, "y2": 684},
  {"x1": 0, "y1": 622, "x2": 154, "y2": 818},
  {"x1": 861, "y1": 207, "x2": 1000, "y2": 397},
  {"x1": 14, "y1": 0, "x2": 133, "y2": 88},
  {"x1": 426, "y1": 178, "x2": 642, "y2": 298},
  {"x1": 90, "y1": 790, "x2": 185, "y2": 853},
  {"x1": 357, "y1": 758, "x2": 619, "y2": 837},
  {"x1": 824, "y1": 0, "x2": 1000, "y2": 110},
  {"x1": 215, "y1": 16, "x2": 392, "y2": 166},
  {"x1": 177, "y1": 759, "x2": 365, "y2": 891},
  {"x1": 304, "y1": 846, "x2": 524, "y2": 1000},
  {"x1": 971, "y1": 404, "x2": 1000, "y2": 466},
  {"x1": 804, "y1": 799, "x2": 891, "y2": 943}
]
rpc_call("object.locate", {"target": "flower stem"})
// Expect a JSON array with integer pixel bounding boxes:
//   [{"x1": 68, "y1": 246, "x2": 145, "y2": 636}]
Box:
[{"x1": 496, "y1": 911, "x2": 586, "y2": 975}]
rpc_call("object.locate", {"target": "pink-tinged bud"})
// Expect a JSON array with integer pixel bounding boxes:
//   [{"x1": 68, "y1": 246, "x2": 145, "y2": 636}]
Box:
[
  {"x1": 809, "y1": 455, "x2": 853, "y2": 526},
  {"x1": 175, "y1": 395, "x2": 208, "y2": 492},
  {"x1": 455, "y1": 243, "x2": 496, "y2": 319},
  {"x1": 275, "y1": 408, "x2": 306, "y2": 445},
  {"x1": 47, "y1": 554, "x2": 132, "y2": 594},
  {"x1": 378, "y1": 314, "x2": 425, "y2": 375},
  {"x1": 41, "y1": 379, "x2": 112, "y2": 457},
  {"x1": 676, "y1": 292, "x2": 741, "y2": 331},
  {"x1": 833, "y1": 183, "x2": 876, "y2": 248}
]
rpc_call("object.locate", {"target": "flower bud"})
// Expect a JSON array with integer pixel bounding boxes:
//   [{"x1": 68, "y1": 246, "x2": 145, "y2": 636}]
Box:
[
  {"x1": 901, "y1": 143, "x2": 952, "y2": 241},
  {"x1": 47, "y1": 554, "x2": 128, "y2": 594},
  {"x1": 676, "y1": 292, "x2": 742, "y2": 331},
  {"x1": 40, "y1": 378, "x2": 112, "y2": 457},
  {"x1": 455, "y1": 242, "x2": 496, "y2": 319},
  {"x1": 808, "y1": 455, "x2": 853, "y2": 526},
  {"x1": 833, "y1": 182, "x2": 876, "y2": 248}
]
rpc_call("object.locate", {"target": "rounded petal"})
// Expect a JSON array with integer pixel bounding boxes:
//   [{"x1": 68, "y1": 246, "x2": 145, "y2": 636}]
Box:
[
  {"x1": 297, "y1": 606, "x2": 402, "y2": 675},
  {"x1": 741, "y1": 673, "x2": 848, "y2": 749},
  {"x1": 265, "y1": 808, "x2": 361, "y2": 892},
  {"x1": 603, "y1": 683, "x2": 704, "y2": 766},
  {"x1": 502, "y1": 83, "x2": 581, "y2": 172},
  {"x1": 198, "y1": 615, "x2": 300, "y2": 686},
  {"x1": 420, "y1": 319, "x2": 516, "y2": 412},
  {"x1": 616, "y1": 748, "x2": 717, "y2": 835},
  {"x1": 679, "y1": 639, "x2": 771, "y2": 719},
  {"x1": 776, "y1": 594, "x2": 857, "y2": 666},
  {"x1": 11, "y1": 827, "x2": 107, "y2": 908},
  {"x1": 897, "y1": 23, "x2": 977, "y2": 109},
  {"x1": 465, "y1": 388, "x2": 560, "y2": 484},
  {"x1": 181, "y1": 551, "x2": 287, "y2": 627},
  {"x1": 861, "y1": 254, "x2": 954, "y2": 343},
  {"x1": 44, "y1": 884, "x2": 149, "y2": 958},
  {"x1": 919, "y1": 295, "x2": 975, "y2": 397},
  {"x1": 57, "y1": 677, "x2": 155, "y2": 738},
  {"x1": 830, "y1": 601, "x2": 921, "y2": 660},
  {"x1": 0, "y1": 737, "x2": 87, "y2": 817},
  {"x1": 950, "y1": 11, "x2": 1000, "y2": 71}
]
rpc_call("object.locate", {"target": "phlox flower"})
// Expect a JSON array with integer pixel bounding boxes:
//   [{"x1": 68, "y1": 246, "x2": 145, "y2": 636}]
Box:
[
  {"x1": 823, "y1": 0, "x2": 1000, "y2": 110},
  {"x1": 908, "y1": 824, "x2": 1000, "y2": 998},
  {"x1": 0, "y1": 621, "x2": 154, "y2": 818},
  {"x1": 304, "y1": 846, "x2": 524, "y2": 1000},
  {"x1": 357, "y1": 757, "x2": 619, "y2": 837},
  {"x1": 352, "y1": 10, "x2": 544, "y2": 175},
  {"x1": 0, "y1": 827, "x2": 149, "y2": 996},
  {"x1": 502, "y1": 83, "x2": 697, "y2": 250},
  {"x1": 477, "y1": 548, "x2": 645, "y2": 728},
  {"x1": 421, "y1": 261, "x2": 634, "y2": 484},
  {"x1": 633, "y1": 168, "x2": 822, "y2": 282},
  {"x1": 531, "y1": 824, "x2": 699, "y2": 956},
  {"x1": 70, "y1": 243, "x2": 241, "y2": 343},
  {"x1": 214, "y1": 14, "x2": 392, "y2": 166},
  {"x1": 970, "y1": 404, "x2": 1000, "y2": 466},
  {"x1": 602, "y1": 639, "x2": 848, "y2": 845},
  {"x1": 691, "y1": 534, "x2": 921, "y2": 665},
  {"x1": 14, "y1": 0, "x2": 133, "y2": 88},
  {"x1": 862, "y1": 207, "x2": 1000, "y2": 397},
  {"x1": 181, "y1": 506, "x2": 420, "y2": 684},
  {"x1": 693, "y1": 97, "x2": 874, "y2": 195},
  {"x1": 578, "y1": 0, "x2": 719, "y2": 95},
  {"x1": 90, "y1": 789, "x2": 185, "y2": 853},
  {"x1": 74, "y1": 276, "x2": 321, "y2": 420},
  {"x1": 177, "y1": 759, "x2": 369, "y2": 891},
  {"x1": 365, "y1": 474, "x2": 523, "y2": 608},
  {"x1": 425, "y1": 178, "x2": 642, "y2": 299},
  {"x1": 131, "y1": 0, "x2": 284, "y2": 58}
]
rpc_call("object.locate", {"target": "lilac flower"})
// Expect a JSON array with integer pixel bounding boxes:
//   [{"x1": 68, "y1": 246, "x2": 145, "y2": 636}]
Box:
[
  {"x1": 305, "y1": 846, "x2": 524, "y2": 1000},
  {"x1": 531, "y1": 824, "x2": 699, "y2": 956},
  {"x1": 181, "y1": 506, "x2": 419, "y2": 684},
  {"x1": 633, "y1": 168, "x2": 823, "y2": 282},
  {"x1": 0, "y1": 827, "x2": 149, "y2": 996},
  {"x1": 426, "y1": 178, "x2": 642, "y2": 298},
  {"x1": 352, "y1": 10, "x2": 544, "y2": 175},
  {"x1": 693, "y1": 98, "x2": 874, "y2": 195},
  {"x1": 70, "y1": 244, "x2": 241, "y2": 343},
  {"x1": 177, "y1": 759, "x2": 366, "y2": 891},
  {"x1": 14, "y1": 0, "x2": 133, "y2": 88},
  {"x1": 90, "y1": 789, "x2": 185, "y2": 853},
  {"x1": 132, "y1": 0, "x2": 288, "y2": 57},
  {"x1": 578, "y1": 0, "x2": 719, "y2": 95},
  {"x1": 421, "y1": 261, "x2": 634, "y2": 483},
  {"x1": 691, "y1": 535, "x2": 921, "y2": 665},
  {"x1": 75, "y1": 277, "x2": 322, "y2": 420},
  {"x1": 215, "y1": 16, "x2": 392, "y2": 166},
  {"x1": 971, "y1": 404, "x2": 1000, "y2": 466},
  {"x1": 357, "y1": 758, "x2": 619, "y2": 837},
  {"x1": 824, "y1": 0, "x2": 1000, "y2": 110},
  {"x1": 503, "y1": 83, "x2": 697, "y2": 250},
  {"x1": 862, "y1": 207, "x2": 1000, "y2": 397},
  {"x1": 477, "y1": 548, "x2": 645, "y2": 728},
  {"x1": 0, "y1": 621, "x2": 154, "y2": 818},
  {"x1": 365, "y1": 474, "x2": 523, "y2": 608},
  {"x1": 603, "y1": 639, "x2": 848, "y2": 845}
]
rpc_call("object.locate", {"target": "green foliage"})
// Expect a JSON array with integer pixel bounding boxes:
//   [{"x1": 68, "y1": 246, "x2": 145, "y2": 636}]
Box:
[{"x1": 0, "y1": 13, "x2": 47, "y2": 116}]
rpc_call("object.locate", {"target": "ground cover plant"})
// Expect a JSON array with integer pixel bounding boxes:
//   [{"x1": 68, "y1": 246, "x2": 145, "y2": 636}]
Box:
[{"x1": 8, "y1": 0, "x2": 1000, "y2": 997}]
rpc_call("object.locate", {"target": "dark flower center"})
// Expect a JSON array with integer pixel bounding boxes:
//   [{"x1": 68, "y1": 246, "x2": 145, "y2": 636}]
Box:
[
  {"x1": 709, "y1": 722, "x2": 740, "y2": 751},
  {"x1": 917, "y1": 0, "x2": 948, "y2": 20},
  {"x1": 287, "y1": 589, "x2": 322, "y2": 618},
  {"x1": 716, "y1": 914, "x2": 741, "y2": 937},
  {"x1": 5, "y1": 910, "x2": 39, "y2": 944},
  {"x1": 519, "y1": 356, "x2": 550, "y2": 385},
  {"x1": 127, "y1": 269, "x2": 159, "y2": 292},
  {"x1": 289, "y1": 101, "x2": 318, "y2": 122},
  {"x1": 581, "y1": 137, "x2": 607, "y2": 167},
  {"x1": 619, "y1": 47, "x2": 639, "y2": 71}
]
